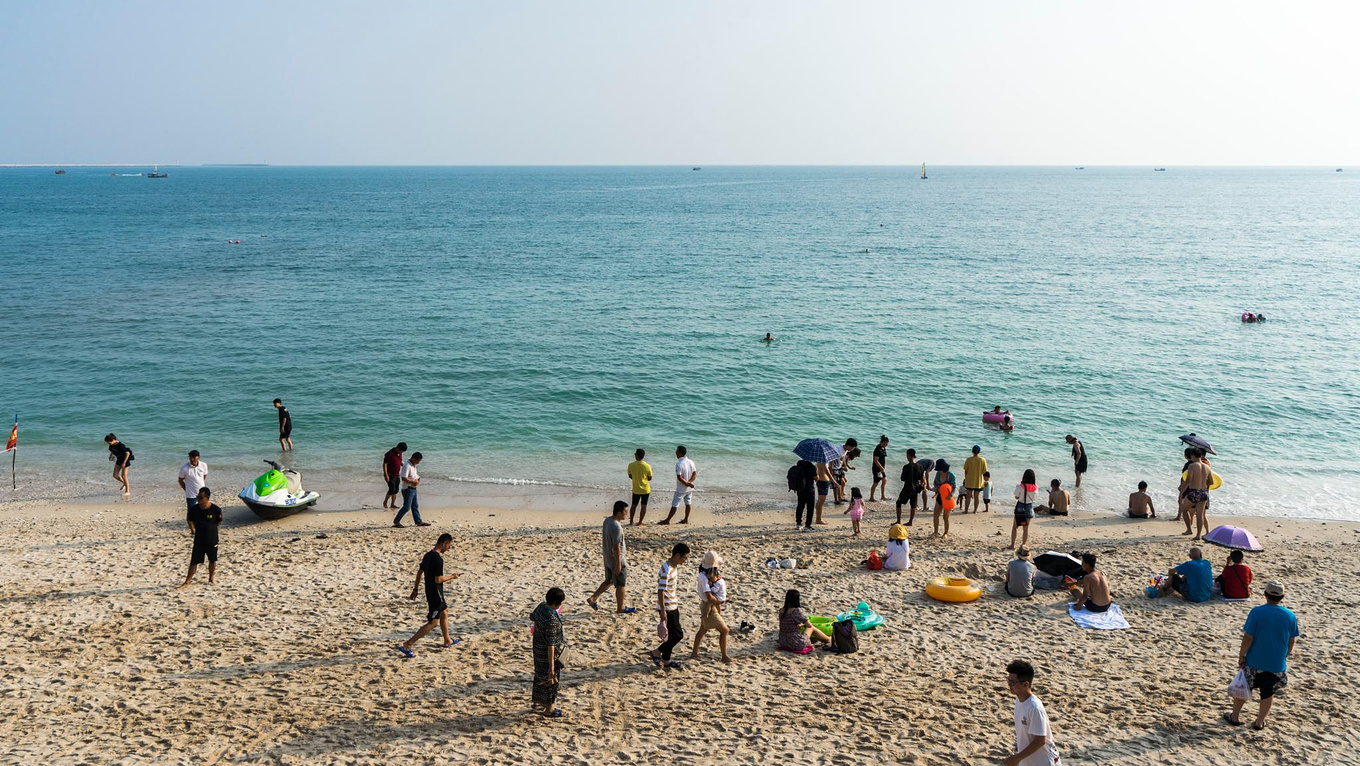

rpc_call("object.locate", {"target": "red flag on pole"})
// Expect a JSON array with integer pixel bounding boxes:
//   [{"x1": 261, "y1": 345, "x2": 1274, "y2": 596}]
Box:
[{"x1": 3, "y1": 418, "x2": 14, "y2": 452}]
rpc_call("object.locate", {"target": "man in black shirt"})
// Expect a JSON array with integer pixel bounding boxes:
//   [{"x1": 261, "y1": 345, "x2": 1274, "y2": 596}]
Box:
[
  {"x1": 397, "y1": 533, "x2": 459, "y2": 657},
  {"x1": 870, "y1": 435, "x2": 890, "y2": 501},
  {"x1": 896, "y1": 448, "x2": 926, "y2": 526},
  {"x1": 104, "y1": 432, "x2": 133, "y2": 497},
  {"x1": 274, "y1": 398, "x2": 293, "y2": 451},
  {"x1": 178, "y1": 487, "x2": 222, "y2": 589}
]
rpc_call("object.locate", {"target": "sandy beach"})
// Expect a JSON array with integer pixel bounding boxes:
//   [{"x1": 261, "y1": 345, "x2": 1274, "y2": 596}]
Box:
[{"x1": 1, "y1": 488, "x2": 1355, "y2": 765}]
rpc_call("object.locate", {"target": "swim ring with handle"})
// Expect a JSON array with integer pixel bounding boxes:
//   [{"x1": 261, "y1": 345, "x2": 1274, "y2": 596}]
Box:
[
  {"x1": 1181, "y1": 470, "x2": 1224, "y2": 490},
  {"x1": 926, "y1": 576, "x2": 982, "y2": 603}
]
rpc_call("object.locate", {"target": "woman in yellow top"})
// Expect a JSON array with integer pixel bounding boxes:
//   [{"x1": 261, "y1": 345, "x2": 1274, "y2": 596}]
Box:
[{"x1": 627, "y1": 449, "x2": 653, "y2": 525}]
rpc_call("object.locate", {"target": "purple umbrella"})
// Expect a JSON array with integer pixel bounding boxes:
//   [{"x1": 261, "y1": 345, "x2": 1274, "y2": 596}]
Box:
[{"x1": 1204, "y1": 525, "x2": 1262, "y2": 552}]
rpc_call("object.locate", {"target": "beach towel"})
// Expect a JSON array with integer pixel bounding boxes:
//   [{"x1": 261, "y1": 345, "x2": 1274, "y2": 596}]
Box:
[{"x1": 1067, "y1": 603, "x2": 1130, "y2": 630}]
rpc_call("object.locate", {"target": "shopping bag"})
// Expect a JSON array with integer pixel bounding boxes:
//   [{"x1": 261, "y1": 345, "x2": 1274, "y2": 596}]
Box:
[{"x1": 1228, "y1": 669, "x2": 1251, "y2": 700}]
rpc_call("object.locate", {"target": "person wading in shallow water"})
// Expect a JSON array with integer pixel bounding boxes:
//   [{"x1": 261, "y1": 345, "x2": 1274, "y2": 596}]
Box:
[{"x1": 1065, "y1": 434, "x2": 1087, "y2": 488}]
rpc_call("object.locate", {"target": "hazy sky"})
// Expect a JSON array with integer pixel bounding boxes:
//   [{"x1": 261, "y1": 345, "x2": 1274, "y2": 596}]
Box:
[{"x1": 3, "y1": 1, "x2": 1356, "y2": 165}]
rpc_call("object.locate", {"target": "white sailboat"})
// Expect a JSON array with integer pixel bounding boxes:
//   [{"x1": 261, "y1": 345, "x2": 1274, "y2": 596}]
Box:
[{"x1": 920, "y1": 162, "x2": 927, "y2": 180}]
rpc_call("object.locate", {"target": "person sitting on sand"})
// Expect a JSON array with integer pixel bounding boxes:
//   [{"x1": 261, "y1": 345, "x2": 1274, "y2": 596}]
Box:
[
  {"x1": 1127, "y1": 481, "x2": 1156, "y2": 518},
  {"x1": 1218, "y1": 549, "x2": 1253, "y2": 599},
  {"x1": 1072, "y1": 553, "x2": 1112, "y2": 612},
  {"x1": 1036, "y1": 479, "x2": 1069, "y2": 516},
  {"x1": 880, "y1": 523, "x2": 911, "y2": 570},
  {"x1": 777, "y1": 589, "x2": 829, "y2": 653},
  {"x1": 1163, "y1": 546, "x2": 1213, "y2": 602},
  {"x1": 1005, "y1": 547, "x2": 1036, "y2": 598}
]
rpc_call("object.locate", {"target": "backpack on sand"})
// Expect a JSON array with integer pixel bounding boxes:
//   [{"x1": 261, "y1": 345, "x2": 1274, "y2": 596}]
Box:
[{"x1": 831, "y1": 619, "x2": 858, "y2": 654}]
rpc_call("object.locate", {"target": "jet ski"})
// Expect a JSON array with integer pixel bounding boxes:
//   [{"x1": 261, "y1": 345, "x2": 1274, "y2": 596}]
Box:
[{"x1": 239, "y1": 460, "x2": 320, "y2": 519}]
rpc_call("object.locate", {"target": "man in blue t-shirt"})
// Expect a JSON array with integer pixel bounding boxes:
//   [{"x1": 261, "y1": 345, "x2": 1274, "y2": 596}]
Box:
[
  {"x1": 1225, "y1": 581, "x2": 1299, "y2": 730},
  {"x1": 1165, "y1": 546, "x2": 1213, "y2": 602}
]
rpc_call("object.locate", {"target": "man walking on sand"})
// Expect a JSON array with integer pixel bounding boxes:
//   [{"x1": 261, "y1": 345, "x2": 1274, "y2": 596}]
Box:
[
  {"x1": 178, "y1": 450, "x2": 208, "y2": 512},
  {"x1": 383, "y1": 443, "x2": 407, "y2": 510},
  {"x1": 650, "y1": 542, "x2": 691, "y2": 671},
  {"x1": 962, "y1": 445, "x2": 988, "y2": 513},
  {"x1": 587, "y1": 501, "x2": 638, "y2": 614},
  {"x1": 869, "y1": 435, "x2": 890, "y2": 502},
  {"x1": 393, "y1": 451, "x2": 429, "y2": 528},
  {"x1": 396, "y1": 532, "x2": 460, "y2": 657},
  {"x1": 1181, "y1": 449, "x2": 1212, "y2": 540},
  {"x1": 1224, "y1": 581, "x2": 1299, "y2": 731},
  {"x1": 1065, "y1": 434, "x2": 1086, "y2": 488},
  {"x1": 1003, "y1": 659, "x2": 1062, "y2": 766},
  {"x1": 627, "y1": 449, "x2": 653, "y2": 525},
  {"x1": 660, "y1": 446, "x2": 697, "y2": 525},
  {"x1": 896, "y1": 449, "x2": 925, "y2": 526},
  {"x1": 178, "y1": 487, "x2": 222, "y2": 589},
  {"x1": 274, "y1": 399, "x2": 293, "y2": 451}
]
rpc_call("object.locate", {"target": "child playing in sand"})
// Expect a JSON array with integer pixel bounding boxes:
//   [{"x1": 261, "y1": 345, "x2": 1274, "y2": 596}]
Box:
[{"x1": 844, "y1": 486, "x2": 865, "y2": 536}]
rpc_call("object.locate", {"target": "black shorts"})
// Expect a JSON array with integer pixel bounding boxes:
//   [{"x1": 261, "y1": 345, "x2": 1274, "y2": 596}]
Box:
[
  {"x1": 897, "y1": 489, "x2": 919, "y2": 508},
  {"x1": 1248, "y1": 669, "x2": 1285, "y2": 699},
  {"x1": 191, "y1": 540, "x2": 218, "y2": 565},
  {"x1": 632, "y1": 493, "x2": 649, "y2": 507},
  {"x1": 426, "y1": 597, "x2": 447, "y2": 623},
  {"x1": 1075, "y1": 457, "x2": 1088, "y2": 473},
  {"x1": 280, "y1": 425, "x2": 292, "y2": 438},
  {"x1": 872, "y1": 469, "x2": 886, "y2": 481},
  {"x1": 1083, "y1": 601, "x2": 1110, "y2": 613},
  {"x1": 386, "y1": 475, "x2": 400, "y2": 494}
]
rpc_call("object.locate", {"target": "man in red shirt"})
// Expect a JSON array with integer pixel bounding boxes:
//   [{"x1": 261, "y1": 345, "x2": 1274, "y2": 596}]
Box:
[
  {"x1": 1219, "y1": 549, "x2": 1253, "y2": 599},
  {"x1": 383, "y1": 443, "x2": 407, "y2": 510}
]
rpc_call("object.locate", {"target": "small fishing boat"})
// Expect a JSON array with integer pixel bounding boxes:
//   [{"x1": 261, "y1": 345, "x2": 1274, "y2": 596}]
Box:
[
  {"x1": 54, "y1": 169, "x2": 66, "y2": 175},
  {"x1": 1154, "y1": 167, "x2": 1167, "y2": 171},
  {"x1": 920, "y1": 162, "x2": 928, "y2": 180},
  {"x1": 146, "y1": 164, "x2": 168, "y2": 178}
]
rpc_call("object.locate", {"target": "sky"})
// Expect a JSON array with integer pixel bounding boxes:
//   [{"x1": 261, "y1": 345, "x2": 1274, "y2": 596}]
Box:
[{"x1": 2, "y1": 1, "x2": 1357, "y2": 165}]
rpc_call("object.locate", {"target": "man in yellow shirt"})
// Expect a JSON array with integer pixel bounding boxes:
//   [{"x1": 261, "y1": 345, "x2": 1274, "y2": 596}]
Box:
[
  {"x1": 627, "y1": 449, "x2": 653, "y2": 525},
  {"x1": 962, "y1": 445, "x2": 988, "y2": 514}
]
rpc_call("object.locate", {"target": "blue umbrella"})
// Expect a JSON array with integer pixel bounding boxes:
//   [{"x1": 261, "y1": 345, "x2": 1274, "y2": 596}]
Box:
[{"x1": 793, "y1": 438, "x2": 843, "y2": 463}]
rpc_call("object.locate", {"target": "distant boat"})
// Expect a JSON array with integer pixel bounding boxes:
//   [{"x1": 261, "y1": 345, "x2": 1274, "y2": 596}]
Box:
[
  {"x1": 146, "y1": 164, "x2": 168, "y2": 178},
  {"x1": 1154, "y1": 167, "x2": 1167, "y2": 171},
  {"x1": 692, "y1": 167, "x2": 701, "y2": 171},
  {"x1": 1075, "y1": 167, "x2": 1085, "y2": 170},
  {"x1": 54, "y1": 169, "x2": 65, "y2": 175},
  {"x1": 920, "y1": 162, "x2": 928, "y2": 180},
  {"x1": 1337, "y1": 168, "x2": 1344, "y2": 172}
]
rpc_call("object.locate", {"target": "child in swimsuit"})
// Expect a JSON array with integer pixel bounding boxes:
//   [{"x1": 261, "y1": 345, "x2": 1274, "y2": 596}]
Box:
[{"x1": 845, "y1": 487, "x2": 865, "y2": 537}]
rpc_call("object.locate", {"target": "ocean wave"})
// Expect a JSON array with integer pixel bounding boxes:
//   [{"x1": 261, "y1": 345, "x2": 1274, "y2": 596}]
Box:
[{"x1": 446, "y1": 476, "x2": 611, "y2": 490}]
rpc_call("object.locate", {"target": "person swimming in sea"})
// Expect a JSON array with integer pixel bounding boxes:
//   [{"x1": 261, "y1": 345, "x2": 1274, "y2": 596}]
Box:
[{"x1": 762, "y1": 333, "x2": 775, "y2": 343}]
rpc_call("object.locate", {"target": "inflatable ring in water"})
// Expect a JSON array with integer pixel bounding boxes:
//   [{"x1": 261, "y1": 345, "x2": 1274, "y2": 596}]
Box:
[
  {"x1": 926, "y1": 576, "x2": 982, "y2": 603},
  {"x1": 1181, "y1": 470, "x2": 1224, "y2": 490}
]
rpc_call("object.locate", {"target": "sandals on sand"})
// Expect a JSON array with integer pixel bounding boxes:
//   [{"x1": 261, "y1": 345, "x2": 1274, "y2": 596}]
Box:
[
  {"x1": 1223, "y1": 712, "x2": 1243, "y2": 727},
  {"x1": 394, "y1": 645, "x2": 415, "y2": 659}
]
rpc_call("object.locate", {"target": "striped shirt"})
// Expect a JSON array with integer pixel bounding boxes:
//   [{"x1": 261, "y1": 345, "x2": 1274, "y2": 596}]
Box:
[{"x1": 658, "y1": 561, "x2": 679, "y2": 611}]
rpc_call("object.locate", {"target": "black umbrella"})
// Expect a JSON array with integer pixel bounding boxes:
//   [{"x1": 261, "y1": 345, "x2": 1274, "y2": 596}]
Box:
[
  {"x1": 1179, "y1": 433, "x2": 1216, "y2": 455},
  {"x1": 1034, "y1": 551, "x2": 1084, "y2": 579}
]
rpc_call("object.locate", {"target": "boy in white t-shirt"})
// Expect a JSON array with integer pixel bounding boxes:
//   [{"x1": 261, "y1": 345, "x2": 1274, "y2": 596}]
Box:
[{"x1": 1004, "y1": 659, "x2": 1061, "y2": 766}]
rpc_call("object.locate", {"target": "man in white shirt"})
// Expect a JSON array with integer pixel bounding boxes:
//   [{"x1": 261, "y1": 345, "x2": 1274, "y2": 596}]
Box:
[
  {"x1": 660, "y1": 445, "x2": 698, "y2": 525},
  {"x1": 393, "y1": 452, "x2": 429, "y2": 528},
  {"x1": 1005, "y1": 659, "x2": 1062, "y2": 766},
  {"x1": 177, "y1": 450, "x2": 209, "y2": 512}
]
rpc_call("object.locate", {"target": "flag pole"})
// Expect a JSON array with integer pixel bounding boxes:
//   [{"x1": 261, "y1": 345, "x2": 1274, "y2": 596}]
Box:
[{"x1": 9, "y1": 414, "x2": 15, "y2": 491}]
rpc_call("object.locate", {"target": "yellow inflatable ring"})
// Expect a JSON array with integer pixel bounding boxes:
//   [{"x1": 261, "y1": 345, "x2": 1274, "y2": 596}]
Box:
[
  {"x1": 1181, "y1": 470, "x2": 1224, "y2": 490},
  {"x1": 926, "y1": 576, "x2": 981, "y2": 603}
]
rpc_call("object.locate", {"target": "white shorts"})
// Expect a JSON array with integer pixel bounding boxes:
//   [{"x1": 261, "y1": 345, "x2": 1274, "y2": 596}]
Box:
[{"x1": 672, "y1": 486, "x2": 693, "y2": 507}]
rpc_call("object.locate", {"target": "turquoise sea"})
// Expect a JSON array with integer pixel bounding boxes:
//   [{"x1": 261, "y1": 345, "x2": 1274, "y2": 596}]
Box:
[{"x1": 2, "y1": 166, "x2": 1358, "y2": 518}]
